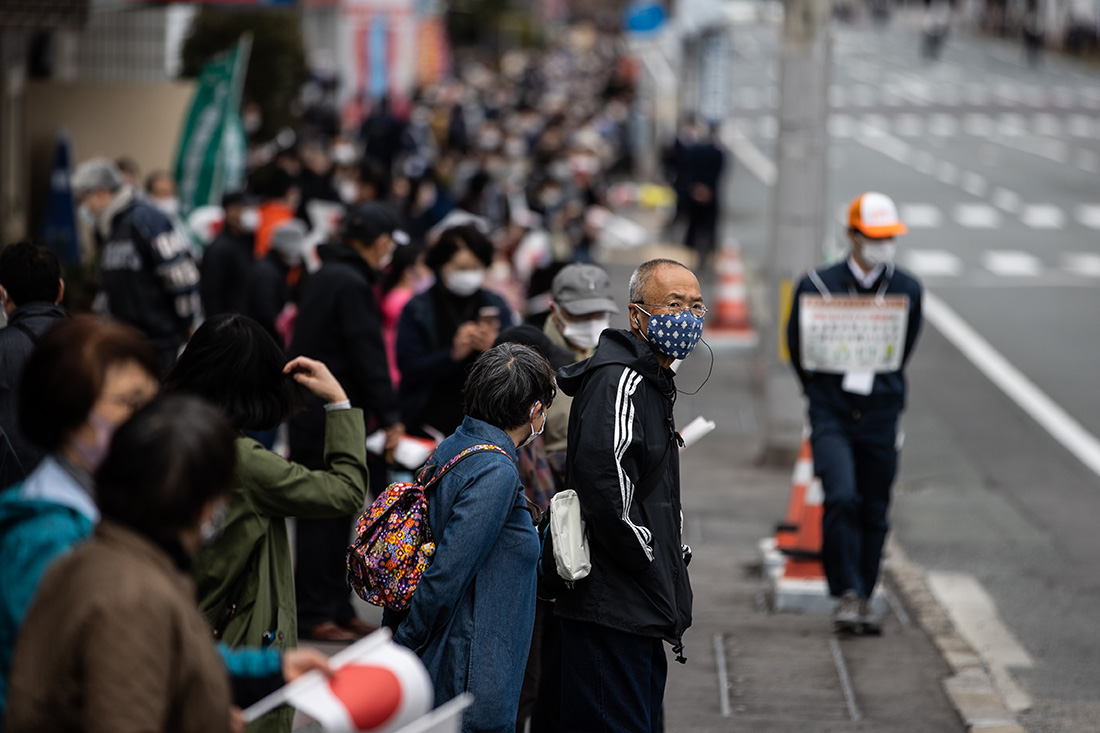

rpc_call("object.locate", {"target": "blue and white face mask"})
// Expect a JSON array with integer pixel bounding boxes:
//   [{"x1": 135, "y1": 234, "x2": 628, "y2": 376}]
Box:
[{"x1": 638, "y1": 307, "x2": 704, "y2": 361}]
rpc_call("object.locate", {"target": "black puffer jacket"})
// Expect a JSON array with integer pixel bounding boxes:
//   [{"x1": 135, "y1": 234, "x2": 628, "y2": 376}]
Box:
[
  {"x1": 288, "y1": 243, "x2": 399, "y2": 468},
  {"x1": 553, "y1": 328, "x2": 693, "y2": 661}
]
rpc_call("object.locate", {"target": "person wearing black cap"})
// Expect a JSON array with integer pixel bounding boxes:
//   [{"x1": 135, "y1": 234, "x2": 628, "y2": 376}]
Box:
[
  {"x1": 287, "y1": 201, "x2": 407, "y2": 642},
  {"x1": 200, "y1": 191, "x2": 258, "y2": 319}
]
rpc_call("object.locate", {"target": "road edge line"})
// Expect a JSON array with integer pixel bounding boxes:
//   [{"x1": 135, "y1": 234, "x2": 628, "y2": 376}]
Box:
[{"x1": 924, "y1": 292, "x2": 1100, "y2": 479}]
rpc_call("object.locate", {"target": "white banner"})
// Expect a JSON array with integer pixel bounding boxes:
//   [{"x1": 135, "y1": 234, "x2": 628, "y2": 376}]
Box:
[{"x1": 798, "y1": 294, "x2": 909, "y2": 373}]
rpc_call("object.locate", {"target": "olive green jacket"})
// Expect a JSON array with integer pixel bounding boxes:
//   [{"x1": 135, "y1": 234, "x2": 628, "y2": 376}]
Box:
[{"x1": 193, "y1": 408, "x2": 368, "y2": 732}]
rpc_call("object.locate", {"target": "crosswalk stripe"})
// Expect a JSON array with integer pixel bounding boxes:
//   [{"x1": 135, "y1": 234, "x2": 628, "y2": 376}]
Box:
[
  {"x1": 956, "y1": 204, "x2": 1002, "y2": 228},
  {"x1": 964, "y1": 113, "x2": 995, "y2": 136},
  {"x1": 1077, "y1": 150, "x2": 1099, "y2": 173},
  {"x1": 961, "y1": 172, "x2": 988, "y2": 197},
  {"x1": 1062, "y1": 253, "x2": 1100, "y2": 277},
  {"x1": 935, "y1": 161, "x2": 959, "y2": 184},
  {"x1": 1020, "y1": 205, "x2": 1065, "y2": 229},
  {"x1": 929, "y1": 114, "x2": 959, "y2": 137},
  {"x1": 1032, "y1": 114, "x2": 1062, "y2": 137},
  {"x1": 991, "y1": 188, "x2": 1022, "y2": 214},
  {"x1": 984, "y1": 250, "x2": 1042, "y2": 276},
  {"x1": 1067, "y1": 115, "x2": 1094, "y2": 138},
  {"x1": 902, "y1": 249, "x2": 962, "y2": 276},
  {"x1": 899, "y1": 204, "x2": 942, "y2": 228},
  {"x1": 1076, "y1": 204, "x2": 1100, "y2": 229},
  {"x1": 894, "y1": 114, "x2": 923, "y2": 137}
]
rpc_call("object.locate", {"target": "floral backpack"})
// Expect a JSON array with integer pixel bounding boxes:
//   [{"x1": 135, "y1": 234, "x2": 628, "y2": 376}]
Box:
[{"x1": 347, "y1": 443, "x2": 510, "y2": 611}]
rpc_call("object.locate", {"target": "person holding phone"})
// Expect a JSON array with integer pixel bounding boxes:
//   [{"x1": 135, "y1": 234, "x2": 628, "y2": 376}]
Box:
[{"x1": 396, "y1": 224, "x2": 514, "y2": 440}]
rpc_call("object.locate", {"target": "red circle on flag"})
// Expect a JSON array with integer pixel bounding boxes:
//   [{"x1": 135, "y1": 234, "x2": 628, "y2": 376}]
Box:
[{"x1": 328, "y1": 664, "x2": 403, "y2": 730}]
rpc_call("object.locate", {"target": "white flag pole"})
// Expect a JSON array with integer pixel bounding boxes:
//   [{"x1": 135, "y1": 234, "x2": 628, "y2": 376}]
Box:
[{"x1": 242, "y1": 628, "x2": 393, "y2": 722}]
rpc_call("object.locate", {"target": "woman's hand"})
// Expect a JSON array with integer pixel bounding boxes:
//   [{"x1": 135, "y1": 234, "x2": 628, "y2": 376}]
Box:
[
  {"x1": 282, "y1": 647, "x2": 333, "y2": 682},
  {"x1": 452, "y1": 322, "x2": 481, "y2": 361},
  {"x1": 283, "y1": 357, "x2": 349, "y2": 404}
]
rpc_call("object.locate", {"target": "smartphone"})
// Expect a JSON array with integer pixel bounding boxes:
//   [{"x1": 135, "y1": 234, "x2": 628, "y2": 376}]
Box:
[{"x1": 477, "y1": 306, "x2": 500, "y2": 325}]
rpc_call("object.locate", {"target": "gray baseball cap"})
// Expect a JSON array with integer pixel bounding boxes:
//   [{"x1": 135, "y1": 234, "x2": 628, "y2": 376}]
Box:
[{"x1": 552, "y1": 264, "x2": 620, "y2": 316}]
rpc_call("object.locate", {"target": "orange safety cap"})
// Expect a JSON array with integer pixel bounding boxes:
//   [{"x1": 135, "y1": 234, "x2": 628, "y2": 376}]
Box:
[{"x1": 848, "y1": 191, "x2": 908, "y2": 238}]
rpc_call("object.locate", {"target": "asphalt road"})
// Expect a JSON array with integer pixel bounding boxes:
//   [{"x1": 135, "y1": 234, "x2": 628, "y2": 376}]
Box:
[{"x1": 720, "y1": 10, "x2": 1100, "y2": 732}]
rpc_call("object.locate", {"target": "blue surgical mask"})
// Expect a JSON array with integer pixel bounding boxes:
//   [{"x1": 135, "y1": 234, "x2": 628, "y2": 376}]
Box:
[{"x1": 637, "y1": 306, "x2": 704, "y2": 361}]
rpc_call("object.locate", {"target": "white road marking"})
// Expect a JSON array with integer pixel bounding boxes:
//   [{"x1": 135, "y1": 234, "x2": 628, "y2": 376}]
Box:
[
  {"x1": 894, "y1": 114, "x2": 924, "y2": 137},
  {"x1": 759, "y1": 116, "x2": 778, "y2": 139},
  {"x1": 935, "y1": 160, "x2": 959, "y2": 184},
  {"x1": 984, "y1": 250, "x2": 1042, "y2": 276},
  {"x1": 927, "y1": 572, "x2": 1034, "y2": 713},
  {"x1": 723, "y1": 124, "x2": 776, "y2": 186},
  {"x1": 1067, "y1": 115, "x2": 1094, "y2": 138},
  {"x1": 997, "y1": 113, "x2": 1027, "y2": 136},
  {"x1": 1032, "y1": 113, "x2": 1062, "y2": 137},
  {"x1": 899, "y1": 204, "x2": 943, "y2": 229},
  {"x1": 914, "y1": 150, "x2": 937, "y2": 174},
  {"x1": 1019, "y1": 204, "x2": 1065, "y2": 229},
  {"x1": 929, "y1": 114, "x2": 959, "y2": 137},
  {"x1": 963, "y1": 113, "x2": 995, "y2": 137},
  {"x1": 956, "y1": 204, "x2": 1001, "y2": 228},
  {"x1": 829, "y1": 85, "x2": 848, "y2": 108},
  {"x1": 902, "y1": 249, "x2": 962, "y2": 276},
  {"x1": 1022, "y1": 86, "x2": 1047, "y2": 107},
  {"x1": 739, "y1": 87, "x2": 762, "y2": 111},
  {"x1": 829, "y1": 114, "x2": 855, "y2": 138},
  {"x1": 1062, "y1": 253, "x2": 1100, "y2": 277},
  {"x1": 1052, "y1": 86, "x2": 1077, "y2": 108},
  {"x1": 852, "y1": 84, "x2": 876, "y2": 107},
  {"x1": 961, "y1": 172, "x2": 988, "y2": 197},
  {"x1": 924, "y1": 292, "x2": 1100, "y2": 481},
  {"x1": 1077, "y1": 150, "x2": 1099, "y2": 173},
  {"x1": 1076, "y1": 204, "x2": 1100, "y2": 229}
]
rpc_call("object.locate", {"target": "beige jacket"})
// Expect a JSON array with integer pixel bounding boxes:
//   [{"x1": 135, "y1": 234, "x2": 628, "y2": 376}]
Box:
[{"x1": 6, "y1": 520, "x2": 232, "y2": 733}]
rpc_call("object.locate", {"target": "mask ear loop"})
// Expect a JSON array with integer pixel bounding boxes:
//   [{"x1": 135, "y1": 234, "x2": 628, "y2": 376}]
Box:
[{"x1": 676, "y1": 338, "x2": 714, "y2": 396}]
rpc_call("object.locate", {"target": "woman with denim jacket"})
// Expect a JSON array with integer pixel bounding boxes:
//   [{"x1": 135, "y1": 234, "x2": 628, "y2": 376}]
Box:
[{"x1": 386, "y1": 343, "x2": 556, "y2": 733}]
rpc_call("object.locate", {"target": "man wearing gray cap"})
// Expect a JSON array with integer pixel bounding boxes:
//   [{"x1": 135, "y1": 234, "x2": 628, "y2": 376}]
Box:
[
  {"x1": 71, "y1": 157, "x2": 199, "y2": 367},
  {"x1": 542, "y1": 263, "x2": 619, "y2": 477}
]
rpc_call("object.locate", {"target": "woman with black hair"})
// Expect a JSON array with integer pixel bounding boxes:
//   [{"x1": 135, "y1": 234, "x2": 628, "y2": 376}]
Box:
[
  {"x1": 7, "y1": 396, "x2": 242, "y2": 732},
  {"x1": 396, "y1": 224, "x2": 514, "y2": 439},
  {"x1": 163, "y1": 314, "x2": 370, "y2": 733}
]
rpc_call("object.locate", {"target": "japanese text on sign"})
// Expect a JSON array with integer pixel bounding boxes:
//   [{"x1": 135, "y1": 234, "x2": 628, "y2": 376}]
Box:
[{"x1": 799, "y1": 294, "x2": 909, "y2": 373}]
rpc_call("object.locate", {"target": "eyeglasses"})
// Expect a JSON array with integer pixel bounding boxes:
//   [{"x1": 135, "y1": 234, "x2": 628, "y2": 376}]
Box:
[{"x1": 634, "y1": 302, "x2": 709, "y2": 319}]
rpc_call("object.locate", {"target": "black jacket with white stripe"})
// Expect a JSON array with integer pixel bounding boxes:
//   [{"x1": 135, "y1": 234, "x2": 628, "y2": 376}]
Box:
[{"x1": 554, "y1": 328, "x2": 693, "y2": 661}]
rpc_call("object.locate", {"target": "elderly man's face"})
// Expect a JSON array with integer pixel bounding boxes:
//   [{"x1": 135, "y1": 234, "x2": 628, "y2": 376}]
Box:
[{"x1": 637, "y1": 264, "x2": 703, "y2": 323}]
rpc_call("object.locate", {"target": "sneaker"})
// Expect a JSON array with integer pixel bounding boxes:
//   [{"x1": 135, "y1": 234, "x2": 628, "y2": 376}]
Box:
[
  {"x1": 859, "y1": 599, "x2": 883, "y2": 636},
  {"x1": 833, "y1": 590, "x2": 861, "y2": 634}
]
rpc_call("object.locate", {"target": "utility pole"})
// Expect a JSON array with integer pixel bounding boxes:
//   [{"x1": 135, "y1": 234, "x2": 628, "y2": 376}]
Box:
[{"x1": 760, "y1": 0, "x2": 832, "y2": 464}]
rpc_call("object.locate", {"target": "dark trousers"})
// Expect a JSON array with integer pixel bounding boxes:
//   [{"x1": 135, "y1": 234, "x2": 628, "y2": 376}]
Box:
[
  {"x1": 295, "y1": 454, "x2": 385, "y2": 629},
  {"x1": 559, "y1": 619, "x2": 667, "y2": 733},
  {"x1": 684, "y1": 202, "x2": 718, "y2": 261},
  {"x1": 517, "y1": 599, "x2": 561, "y2": 733},
  {"x1": 809, "y1": 405, "x2": 899, "y2": 599},
  {"x1": 296, "y1": 514, "x2": 356, "y2": 628}
]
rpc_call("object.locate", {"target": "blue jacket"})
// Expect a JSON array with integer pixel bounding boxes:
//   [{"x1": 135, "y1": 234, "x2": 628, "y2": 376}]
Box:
[
  {"x1": 787, "y1": 259, "x2": 923, "y2": 416},
  {"x1": 388, "y1": 416, "x2": 539, "y2": 733},
  {"x1": 0, "y1": 457, "x2": 97, "y2": 721}
]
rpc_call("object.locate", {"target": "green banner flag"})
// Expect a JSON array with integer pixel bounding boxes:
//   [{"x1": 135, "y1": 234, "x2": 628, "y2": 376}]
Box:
[{"x1": 174, "y1": 36, "x2": 251, "y2": 220}]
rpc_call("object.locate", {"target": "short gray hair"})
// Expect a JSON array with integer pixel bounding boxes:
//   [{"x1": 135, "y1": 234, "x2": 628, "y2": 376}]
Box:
[
  {"x1": 464, "y1": 343, "x2": 557, "y2": 431},
  {"x1": 628, "y1": 258, "x2": 690, "y2": 304},
  {"x1": 71, "y1": 157, "x2": 125, "y2": 195}
]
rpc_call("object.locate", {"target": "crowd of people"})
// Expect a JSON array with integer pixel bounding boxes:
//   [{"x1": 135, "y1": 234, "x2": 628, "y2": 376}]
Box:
[{"x1": 0, "y1": 32, "x2": 711, "y2": 733}]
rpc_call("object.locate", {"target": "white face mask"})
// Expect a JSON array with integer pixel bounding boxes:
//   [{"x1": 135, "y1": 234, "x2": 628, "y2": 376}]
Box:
[
  {"x1": 561, "y1": 315, "x2": 609, "y2": 352},
  {"x1": 152, "y1": 197, "x2": 179, "y2": 217},
  {"x1": 239, "y1": 208, "x2": 261, "y2": 233},
  {"x1": 78, "y1": 204, "x2": 97, "y2": 229},
  {"x1": 518, "y1": 405, "x2": 545, "y2": 448},
  {"x1": 860, "y1": 241, "x2": 896, "y2": 267},
  {"x1": 337, "y1": 178, "x2": 359, "y2": 205},
  {"x1": 444, "y1": 269, "x2": 484, "y2": 297}
]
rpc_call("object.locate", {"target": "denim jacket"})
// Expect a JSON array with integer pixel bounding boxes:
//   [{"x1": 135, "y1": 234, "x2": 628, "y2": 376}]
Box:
[{"x1": 390, "y1": 416, "x2": 539, "y2": 733}]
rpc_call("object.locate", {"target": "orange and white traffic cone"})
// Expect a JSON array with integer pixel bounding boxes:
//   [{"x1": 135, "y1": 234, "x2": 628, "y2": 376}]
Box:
[
  {"x1": 781, "y1": 477, "x2": 826, "y2": 580},
  {"x1": 705, "y1": 243, "x2": 756, "y2": 348},
  {"x1": 775, "y1": 436, "x2": 814, "y2": 551}
]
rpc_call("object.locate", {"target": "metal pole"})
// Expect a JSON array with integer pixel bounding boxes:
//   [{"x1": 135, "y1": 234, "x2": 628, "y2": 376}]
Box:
[{"x1": 760, "y1": 0, "x2": 831, "y2": 464}]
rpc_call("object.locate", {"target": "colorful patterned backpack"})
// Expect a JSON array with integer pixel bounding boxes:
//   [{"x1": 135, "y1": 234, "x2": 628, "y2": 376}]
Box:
[{"x1": 347, "y1": 443, "x2": 510, "y2": 611}]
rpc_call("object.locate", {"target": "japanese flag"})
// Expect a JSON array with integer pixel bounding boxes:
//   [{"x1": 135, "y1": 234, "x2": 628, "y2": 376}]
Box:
[{"x1": 245, "y1": 631, "x2": 433, "y2": 733}]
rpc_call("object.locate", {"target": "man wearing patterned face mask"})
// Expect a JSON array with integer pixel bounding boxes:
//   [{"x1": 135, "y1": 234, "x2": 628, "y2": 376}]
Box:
[
  {"x1": 786, "y1": 191, "x2": 923, "y2": 637},
  {"x1": 554, "y1": 258, "x2": 700, "y2": 732}
]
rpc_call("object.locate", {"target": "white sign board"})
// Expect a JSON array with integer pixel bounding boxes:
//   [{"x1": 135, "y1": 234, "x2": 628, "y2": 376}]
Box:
[{"x1": 798, "y1": 294, "x2": 909, "y2": 373}]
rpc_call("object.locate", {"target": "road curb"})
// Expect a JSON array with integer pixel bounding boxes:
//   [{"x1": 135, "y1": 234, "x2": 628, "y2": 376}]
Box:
[{"x1": 884, "y1": 539, "x2": 1026, "y2": 733}]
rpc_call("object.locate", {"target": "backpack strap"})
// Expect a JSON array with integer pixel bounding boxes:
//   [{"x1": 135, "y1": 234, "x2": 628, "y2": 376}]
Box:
[
  {"x1": 10, "y1": 321, "x2": 40, "y2": 347},
  {"x1": 421, "y1": 443, "x2": 511, "y2": 490}
]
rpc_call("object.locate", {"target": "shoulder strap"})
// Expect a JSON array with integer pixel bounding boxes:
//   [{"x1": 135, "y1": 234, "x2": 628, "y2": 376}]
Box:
[
  {"x1": 422, "y1": 444, "x2": 511, "y2": 490},
  {"x1": 10, "y1": 321, "x2": 39, "y2": 347}
]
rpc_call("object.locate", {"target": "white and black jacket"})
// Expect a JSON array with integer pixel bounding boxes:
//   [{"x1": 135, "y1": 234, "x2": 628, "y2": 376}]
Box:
[{"x1": 553, "y1": 328, "x2": 693, "y2": 661}]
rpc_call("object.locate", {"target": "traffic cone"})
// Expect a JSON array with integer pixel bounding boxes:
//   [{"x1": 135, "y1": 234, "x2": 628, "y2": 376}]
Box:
[
  {"x1": 781, "y1": 477, "x2": 825, "y2": 580},
  {"x1": 705, "y1": 243, "x2": 756, "y2": 347},
  {"x1": 775, "y1": 436, "x2": 814, "y2": 551}
]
